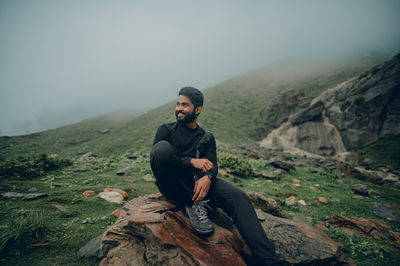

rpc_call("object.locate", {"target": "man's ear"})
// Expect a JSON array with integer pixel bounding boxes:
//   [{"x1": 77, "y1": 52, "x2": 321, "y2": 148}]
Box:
[{"x1": 195, "y1": 106, "x2": 202, "y2": 115}]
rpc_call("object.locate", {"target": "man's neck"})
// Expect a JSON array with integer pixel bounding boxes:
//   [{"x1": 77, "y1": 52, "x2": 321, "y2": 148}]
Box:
[{"x1": 185, "y1": 120, "x2": 197, "y2": 129}]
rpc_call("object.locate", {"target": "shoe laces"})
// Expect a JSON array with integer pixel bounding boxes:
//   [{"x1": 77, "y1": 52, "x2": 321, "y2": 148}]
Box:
[{"x1": 193, "y1": 200, "x2": 212, "y2": 221}]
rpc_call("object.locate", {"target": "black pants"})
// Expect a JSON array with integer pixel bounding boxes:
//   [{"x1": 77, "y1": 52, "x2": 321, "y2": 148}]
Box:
[{"x1": 150, "y1": 141, "x2": 281, "y2": 265}]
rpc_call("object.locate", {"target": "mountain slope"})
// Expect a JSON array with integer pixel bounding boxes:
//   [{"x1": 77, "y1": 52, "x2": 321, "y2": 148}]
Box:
[{"x1": 0, "y1": 59, "x2": 380, "y2": 159}]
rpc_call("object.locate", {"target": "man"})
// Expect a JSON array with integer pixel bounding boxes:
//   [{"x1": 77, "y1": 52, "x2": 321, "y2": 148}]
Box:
[{"x1": 150, "y1": 87, "x2": 283, "y2": 265}]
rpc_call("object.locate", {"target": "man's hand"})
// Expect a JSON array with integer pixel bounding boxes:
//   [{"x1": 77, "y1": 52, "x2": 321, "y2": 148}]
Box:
[
  {"x1": 192, "y1": 175, "x2": 211, "y2": 203},
  {"x1": 190, "y1": 158, "x2": 214, "y2": 172}
]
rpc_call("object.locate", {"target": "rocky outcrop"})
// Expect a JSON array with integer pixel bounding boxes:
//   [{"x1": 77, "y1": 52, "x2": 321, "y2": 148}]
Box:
[
  {"x1": 80, "y1": 193, "x2": 350, "y2": 265},
  {"x1": 260, "y1": 53, "x2": 400, "y2": 156}
]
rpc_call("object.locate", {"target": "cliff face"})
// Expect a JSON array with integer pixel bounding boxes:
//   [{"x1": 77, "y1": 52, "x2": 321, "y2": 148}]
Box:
[{"x1": 260, "y1": 53, "x2": 400, "y2": 156}]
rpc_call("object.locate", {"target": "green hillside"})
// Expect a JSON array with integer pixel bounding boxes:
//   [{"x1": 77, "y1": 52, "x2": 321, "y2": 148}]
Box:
[{"x1": 0, "y1": 59, "x2": 379, "y2": 160}]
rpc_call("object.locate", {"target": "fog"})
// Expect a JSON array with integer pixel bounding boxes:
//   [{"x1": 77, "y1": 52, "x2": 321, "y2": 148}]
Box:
[{"x1": 1, "y1": 0, "x2": 399, "y2": 136}]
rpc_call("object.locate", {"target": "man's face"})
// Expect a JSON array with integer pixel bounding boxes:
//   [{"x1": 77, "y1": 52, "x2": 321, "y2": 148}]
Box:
[{"x1": 175, "y1": 95, "x2": 198, "y2": 124}]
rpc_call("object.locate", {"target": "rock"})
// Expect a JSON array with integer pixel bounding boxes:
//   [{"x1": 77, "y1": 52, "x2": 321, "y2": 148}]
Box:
[
  {"x1": 124, "y1": 152, "x2": 137, "y2": 160},
  {"x1": 291, "y1": 100, "x2": 324, "y2": 125},
  {"x1": 352, "y1": 184, "x2": 369, "y2": 196},
  {"x1": 293, "y1": 178, "x2": 301, "y2": 183},
  {"x1": 112, "y1": 209, "x2": 121, "y2": 218},
  {"x1": 87, "y1": 193, "x2": 344, "y2": 265},
  {"x1": 81, "y1": 179, "x2": 90, "y2": 185},
  {"x1": 352, "y1": 195, "x2": 364, "y2": 200},
  {"x1": 79, "y1": 152, "x2": 96, "y2": 161},
  {"x1": 269, "y1": 160, "x2": 295, "y2": 172},
  {"x1": 55, "y1": 205, "x2": 68, "y2": 212},
  {"x1": 142, "y1": 174, "x2": 155, "y2": 182},
  {"x1": 297, "y1": 200, "x2": 309, "y2": 212},
  {"x1": 337, "y1": 163, "x2": 384, "y2": 185},
  {"x1": 98, "y1": 192, "x2": 124, "y2": 204},
  {"x1": 100, "y1": 129, "x2": 110, "y2": 134},
  {"x1": 116, "y1": 167, "x2": 134, "y2": 176},
  {"x1": 326, "y1": 215, "x2": 391, "y2": 240},
  {"x1": 330, "y1": 198, "x2": 341, "y2": 203},
  {"x1": 104, "y1": 188, "x2": 128, "y2": 199},
  {"x1": 1, "y1": 192, "x2": 24, "y2": 200},
  {"x1": 318, "y1": 197, "x2": 328, "y2": 204},
  {"x1": 293, "y1": 184, "x2": 301, "y2": 188},
  {"x1": 77, "y1": 233, "x2": 105, "y2": 258},
  {"x1": 83, "y1": 190, "x2": 96, "y2": 197},
  {"x1": 372, "y1": 203, "x2": 400, "y2": 222},
  {"x1": 261, "y1": 172, "x2": 280, "y2": 180},
  {"x1": 23, "y1": 193, "x2": 48, "y2": 200},
  {"x1": 285, "y1": 196, "x2": 297, "y2": 206},
  {"x1": 247, "y1": 191, "x2": 285, "y2": 217},
  {"x1": 28, "y1": 187, "x2": 37, "y2": 192}
]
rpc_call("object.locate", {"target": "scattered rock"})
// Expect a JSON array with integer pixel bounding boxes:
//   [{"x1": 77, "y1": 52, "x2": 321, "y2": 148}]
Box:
[
  {"x1": 83, "y1": 190, "x2": 96, "y2": 197},
  {"x1": 318, "y1": 197, "x2": 328, "y2": 204},
  {"x1": 81, "y1": 179, "x2": 90, "y2": 185},
  {"x1": 269, "y1": 159, "x2": 295, "y2": 172},
  {"x1": 293, "y1": 178, "x2": 301, "y2": 183},
  {"x1": 98, "y1": 192, "x2": 124, "y2": 204},
  {"x1": 55, "y1": 205, "x2": 68, "y2": 212},
  {"x1": 351, "y1": 183, "x2": 381, "y2": 196},
  {"x1": 142, "y1": 174, "x2": 155, "y2": 182},
  {"x1": 112, "y1": 209, "x2": 121, "y2": 218},
  {"x1": 100, "y1": 129, "x2": 110, "y2": 134},
  {"x1": 372, "y1": 203, "x2": 400, "y2": 222},
  {"x1": 85, "y1": 193, "x2": 345, "y2": 265},
  {"x1": 247, "y1": 191, "x2": 285, "y2": 217},
  {"x1": 1, "y1": 192, "x2": 24, "y2": 200},
  {"x1": 261, "y1": 172, "x2": 280, "y2": 180},
  {"x1": 352, "y1": 195, "x2": 364, "y2": 200},
  {"x1": 326, "y1": 215, "x2": 391, "y2": 240},
  {"x1": 104, "y1": 188, "x2": 128, "y2": 199},
  {"x1": 23, "y1": 193, "x2": 48, "y2": 200},
  {"x1": 285, "y1": 196, "x2": 297, "y2": 206},
  {"x1": 273, "y1": 168, "x2": 284, "y2": 175},
  {"x1": 28, "y1": 187, "x2": 37, "y2": 192},
  {"x1": 293, "y1": 184, "x2": 301, "y2": 188},
  {"x1": 116, "y1": 167, "x2": 135, "y2": 176},
  {"x1": 337, "y1": 163, "x2": 383, "y2": 185},
  {"x1": 124, "y1": 152, "x2": 137, "y2": 160},
  {"x1": 77, "y1": 233, "x2": 106, "y2": 258},
  {"x1": 79, "y1": 152, "x2": 96, "y2": 161}
]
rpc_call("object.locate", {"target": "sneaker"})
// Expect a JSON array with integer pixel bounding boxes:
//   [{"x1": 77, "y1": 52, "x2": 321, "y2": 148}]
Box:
[{"x1": 185, "y1": 200, "x2": 214, "y2": 236}]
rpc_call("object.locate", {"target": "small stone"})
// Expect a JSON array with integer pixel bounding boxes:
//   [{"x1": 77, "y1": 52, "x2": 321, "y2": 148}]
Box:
[
  {"x1": 81, "y1": 180, "x2": 90, "y2": 185},
  {"x1": 142, "y1": 174, "x2": 155, "y2": 182},
  {"x1": 55, "y1": 205, "x2": 68, "y2": 212},
  {"x1": 116, "y1": 167, "x2": 135, "y2": 176},
  {"x1": 112, "y1": 209, "x2": 121, "y2": 218},
  {"x1": 285, "y1": 196, "x2": 297, "y2": 206},
  {"x1": 24, "y1": 193, "x2": 48, "y2": 200},
  {"x1": 28, "y1": 187, "x2": 37, "y2": 192},
  {"x1": 124, "y1": 152, "x2": 137, "y2": 160},
  {"x1": 98, "y1": 192, "x2": 124, "y2": 204},
  {"x1": 293, "y1": 178, "x2": 301, "y2": 183},
  {"x1": 100, "y1": 129, "x2": 110, "y2": 134},
  {"x1": 293, "y1": 184, "x2": 301, "y2": 188},
  {"x1": 104, "y1": 188, "x2": 128, "y2": 199},
  {"x1": 352, "y1": 184, "x2": 370, "y2": 196},
  {"x1": 318, "y1": 197, "x2": 328, "y2": 204},
  {"x1": 2, "y1": 192, "x2": 24, "y2": 200},
  {"x1": 298, "y1": 200, "x2": 306, "y2": 206},
  {"x1": 352, "y1": 195, "x2": 364, "y2": 200},
  {"x1": 83, "y1": 190, "x2": 96, "y2": 197},
  {"x1": 78, "y1": 152, "x2": 96, "y2": 161},
  {"x1": 262, "y1": 172, "x2": 280, "y2": 180}
]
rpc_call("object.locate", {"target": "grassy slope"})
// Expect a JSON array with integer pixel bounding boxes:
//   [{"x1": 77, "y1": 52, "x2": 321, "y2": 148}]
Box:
[{"x1": 0, "y1": 60, "x2": 377, "y2": 160}]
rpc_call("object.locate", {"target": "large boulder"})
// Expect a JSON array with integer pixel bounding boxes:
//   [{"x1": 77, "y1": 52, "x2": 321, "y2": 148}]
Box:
[
  {"x1": 79, "y1": 193, "x2": 349, "y2": 265},
  {"x1": 261, "y1": 53, "x2": 400, "y2": 156}
]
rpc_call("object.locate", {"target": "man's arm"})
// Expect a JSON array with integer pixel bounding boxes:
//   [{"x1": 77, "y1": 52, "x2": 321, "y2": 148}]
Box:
[{"x1": 153, "y1": 125, "x2": 169, "y2": 145}]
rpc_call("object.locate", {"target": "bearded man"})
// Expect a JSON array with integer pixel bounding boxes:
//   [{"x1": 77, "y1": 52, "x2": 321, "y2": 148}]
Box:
[{"x1": 150, "y1": 87, "x2": 284, "y2": 265}]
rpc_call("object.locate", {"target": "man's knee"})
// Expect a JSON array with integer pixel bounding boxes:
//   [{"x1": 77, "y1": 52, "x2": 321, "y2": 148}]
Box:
[{"x1": 151, "y1": 141, "x2": 176, "y2": 164}]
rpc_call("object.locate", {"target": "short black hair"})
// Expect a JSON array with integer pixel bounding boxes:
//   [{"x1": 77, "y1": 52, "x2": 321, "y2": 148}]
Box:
[{"x1": 178, "y1": 87, "x2": 204, "y2": 108}]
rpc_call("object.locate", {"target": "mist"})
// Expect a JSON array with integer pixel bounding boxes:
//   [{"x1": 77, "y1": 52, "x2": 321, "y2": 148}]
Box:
[{"x1": 1, "y1": 0, "x2": 399, "y2": 136}]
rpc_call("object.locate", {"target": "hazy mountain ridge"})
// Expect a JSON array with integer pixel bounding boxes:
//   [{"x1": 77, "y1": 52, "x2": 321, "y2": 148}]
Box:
[{"x1": 0, "y1": 59, "x2": 381, "y2": 159}]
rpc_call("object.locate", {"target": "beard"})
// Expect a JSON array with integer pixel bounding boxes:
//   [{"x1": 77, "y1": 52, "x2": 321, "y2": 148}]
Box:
[{"x1": 175, "y1": 109, "x2": 196, "y2": 124}]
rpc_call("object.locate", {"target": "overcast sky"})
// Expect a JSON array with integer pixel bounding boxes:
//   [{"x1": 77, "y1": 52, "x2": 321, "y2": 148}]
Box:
[{"x1": 1, "y1": 0, "x2": 399, "y2": 136}]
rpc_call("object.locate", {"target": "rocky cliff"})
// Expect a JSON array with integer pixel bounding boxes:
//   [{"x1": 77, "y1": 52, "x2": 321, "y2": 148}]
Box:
[{"x1": 260, "y1": 53, "x2": 400, "y2": 157}]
